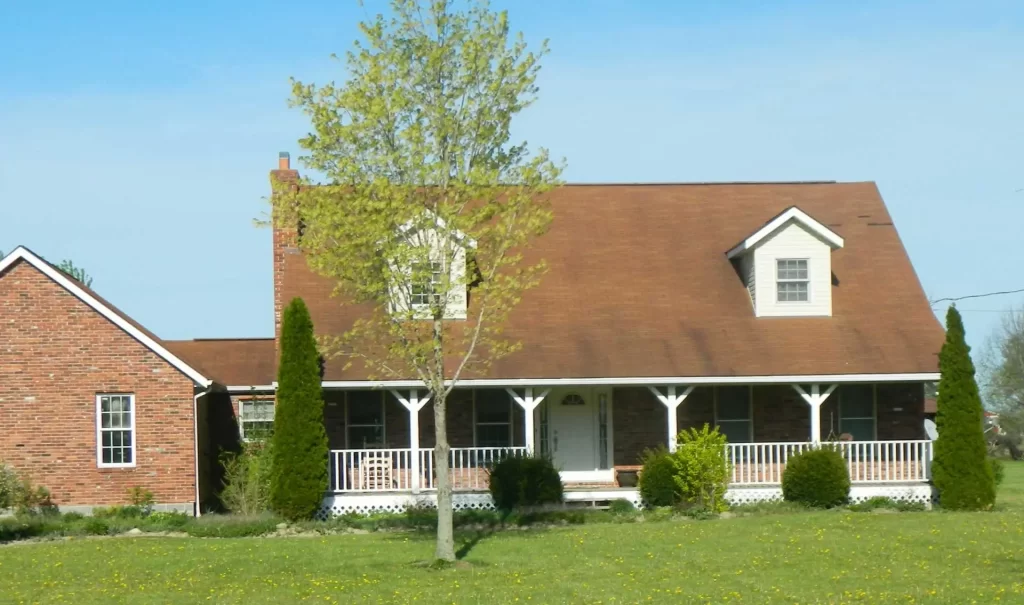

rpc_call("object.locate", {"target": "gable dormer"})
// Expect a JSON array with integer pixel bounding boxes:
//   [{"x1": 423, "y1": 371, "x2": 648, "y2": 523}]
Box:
[
  {"x1": 727, "y1": 207, "x2": 844, "y2": 317},
  {"x1": 390, "y1": 214, "x2": 475, "y2": 321}
]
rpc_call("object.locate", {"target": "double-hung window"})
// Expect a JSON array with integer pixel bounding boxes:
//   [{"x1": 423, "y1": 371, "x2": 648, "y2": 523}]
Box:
[
  {"x1": 776, "y1": 259, "x2": 809, "y2": 302},
  {"x1": 715, "y1": 386, "x2": 752, "y2": 443},
  {"x1": 97, "y1": 394, "x2": 135, "y2": 467},
  {"x1": 474, "y1": 389, "x2": 512, "y2": 448},
  {"x1": 240, "y1": 399, "x2": 275, "y2": 441},
  {"x1": 410, "y1": 261, "x2": 444, "y2": 307},
  {"x1": 347, "y1": 391, "x2": 386, "y2": 448},
  {"x1": 839, "y1": 384, "x2": 876, "y2": 441}
]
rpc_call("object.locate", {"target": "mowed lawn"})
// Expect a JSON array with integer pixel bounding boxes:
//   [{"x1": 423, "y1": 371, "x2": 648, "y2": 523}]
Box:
[{"x1": 4, "y1": 468, "x2": 1024, "y2": 604}]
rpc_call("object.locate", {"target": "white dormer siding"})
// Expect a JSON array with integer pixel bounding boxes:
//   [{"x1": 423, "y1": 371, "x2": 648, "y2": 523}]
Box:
[
  {"x1": 727, "y1": 207, "x2": 843, "y2": 318},
  {"x1": 389, "y1": 223, "x2": 471, "y2": 321},
  {"x1": 751, "y1": 222, "x2": 832, "y2": 317}
]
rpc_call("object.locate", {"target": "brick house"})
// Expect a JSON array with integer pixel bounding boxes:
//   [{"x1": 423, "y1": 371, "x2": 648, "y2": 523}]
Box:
[
  {"x1": 0, "y1": 249, "x2": 214, "y2": 514},
  {"x1": 0, "y1": 153, "x2": 945, "y2": 515}
]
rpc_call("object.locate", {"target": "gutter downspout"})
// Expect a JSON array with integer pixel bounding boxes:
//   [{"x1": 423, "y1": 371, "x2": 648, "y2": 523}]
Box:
[{"x1": 193, "y1": 385, "x2": 213, "y2": 517}]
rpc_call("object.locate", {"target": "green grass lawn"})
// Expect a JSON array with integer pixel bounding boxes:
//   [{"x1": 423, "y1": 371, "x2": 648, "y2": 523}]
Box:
[{"x1": 4, "y1": 467, "x2": 1024, "y2": 604}]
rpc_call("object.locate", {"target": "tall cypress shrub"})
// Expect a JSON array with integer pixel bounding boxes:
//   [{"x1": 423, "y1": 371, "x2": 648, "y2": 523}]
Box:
[
  {"x1": 270, "y1": 297, "x2": 328, "y2": 520},
  {"x1": 932, "y1": 306, "x2": 995, "y2": 510}
]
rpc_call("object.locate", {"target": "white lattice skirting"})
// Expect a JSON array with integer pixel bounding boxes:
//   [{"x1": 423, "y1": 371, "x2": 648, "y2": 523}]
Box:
[
  {"x1": 318, "y1": 493, "x2": 495, "y2": 519},
  {"x1": 726, "y1": 484, "x2": 936, "y2": 506},
  {"x1": 318, "y1": 483, "x2": 935, "y2": 517}
]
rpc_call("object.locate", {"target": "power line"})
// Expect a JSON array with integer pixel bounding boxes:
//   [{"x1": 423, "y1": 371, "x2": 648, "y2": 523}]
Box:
[
  {"x1": 955, "y1": 309, "x2": 1021, "y2": 314},
  {"x1": 930, "y1": 287, "x2": 1024, "y2": 305}
]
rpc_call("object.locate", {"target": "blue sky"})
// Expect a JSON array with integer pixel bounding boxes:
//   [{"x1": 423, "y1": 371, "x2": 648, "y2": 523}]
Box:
[{"x1": 1, "y1": 0, "x2": 1022, "y2": 353}]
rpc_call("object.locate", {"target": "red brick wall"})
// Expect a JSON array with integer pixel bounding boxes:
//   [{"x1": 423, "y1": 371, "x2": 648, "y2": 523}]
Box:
[{"x1": 0, "y1": 261, "x2": 198, "y2": 508}]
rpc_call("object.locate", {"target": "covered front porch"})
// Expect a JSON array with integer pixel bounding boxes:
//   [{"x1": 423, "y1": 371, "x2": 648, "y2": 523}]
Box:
[{"x1": 317, "y1": 380, "x2": 934, "y2": 515}]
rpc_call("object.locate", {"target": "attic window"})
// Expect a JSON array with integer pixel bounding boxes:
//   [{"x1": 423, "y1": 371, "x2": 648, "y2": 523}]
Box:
[{"x1": 776, "y1": 259, "x2": 809, "y2": 302}]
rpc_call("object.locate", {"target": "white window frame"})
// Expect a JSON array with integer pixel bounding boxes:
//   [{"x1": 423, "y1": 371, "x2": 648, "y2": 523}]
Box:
[
  {"x1": 239, "y1": 399, "x2": 275, "y2": 442},
  {"x1": 776, "y1": 258, "x2": 810, "y2": 303},
  {"x1": 96, "y1": 393, "x2": 137, "y2": 469},
  {"x1": 410, "y1": 260, "x2": 445, "y2": 308},
  {"x1": 346, "y1": 391, "x2": 387, "y2": 449},
  {"x1": 472, "y1": 390, "x2": 513, "y2": 448},
  {"x1": 839, "y1": 384, "x2": 878, "y2": 441},
  {"x1": 714, "y1": 385, "x2": 753, "y2": 443}
]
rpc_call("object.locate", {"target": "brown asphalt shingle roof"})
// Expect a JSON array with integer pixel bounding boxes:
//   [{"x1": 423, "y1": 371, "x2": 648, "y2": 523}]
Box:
[
  {"x1": 282, "y1": 181, "x2": 944, "y2": 381},
  {"x1": 165, "y1": 338, "x2": 276, "y2": 387}
]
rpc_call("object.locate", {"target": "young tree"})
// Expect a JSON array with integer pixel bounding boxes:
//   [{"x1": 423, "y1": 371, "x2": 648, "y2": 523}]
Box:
[
  {"x1": 933, "y1": 306, "x2": 996, "y2": 510},
  {"x1": 275, "y1": 0, "x2": 561, "y2": 561},
  {"x1": 270, "y1": 297, "x2": 329, "y2": 520},
  {"x1": 56, "y1": 259, "x2": 93, "y2": 287}
]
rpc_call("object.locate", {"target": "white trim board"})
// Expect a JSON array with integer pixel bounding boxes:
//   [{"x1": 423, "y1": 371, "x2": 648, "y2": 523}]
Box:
[
  {"x1": 0, "y1": 246, "x2": 212, "y2": 387},
  {"x1": 726, "y1": 206, "x2": 844, "y2": 259},
  {"x1": 316, "y1": 373, "x2": 939, "y2": 389}
]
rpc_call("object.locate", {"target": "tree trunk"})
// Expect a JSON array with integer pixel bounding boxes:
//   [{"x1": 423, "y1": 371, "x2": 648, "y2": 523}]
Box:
[{"x1": 433, "y1": 389, "x2": 456, "y2": 561}]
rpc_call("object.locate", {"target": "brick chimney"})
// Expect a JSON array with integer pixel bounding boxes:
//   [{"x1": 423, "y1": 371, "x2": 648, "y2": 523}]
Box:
[{"x1": 270, "y1": 152, "x2": 300, "y2": 341}]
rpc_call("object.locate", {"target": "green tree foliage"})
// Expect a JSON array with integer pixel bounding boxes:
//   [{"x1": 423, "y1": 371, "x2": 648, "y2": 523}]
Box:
[
  {"x1": 270, "y1": 298, "x2": 328, "y2": 521},
  {"x1": 274, "y1": 0, "x2": 561, "y2": 560},
  {"x1": 638, "y1": 447, "x2": 679, "y2": 507},
  {"x1": 979, "y1": 307, "x2": 1024, "y2": 459},
  {"x1": 56, "y1": 259, "x2": 93, "y2": 287},
  {"x1": 933, "y1": 306, "x2": 996, "y2": 510},
  {"x1": 781, "y1": 448, "x2": 850, "y2": 508},
  {"x1": 671, "y1": 425, "x2": 730, "y2": 512},
  {"x1": 487, "y1": 455, "x2": 563, "y2": 511}
]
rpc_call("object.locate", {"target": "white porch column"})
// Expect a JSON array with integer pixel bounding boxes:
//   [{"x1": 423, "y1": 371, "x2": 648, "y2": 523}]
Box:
[
  {"x1": 390, "y1": 389, "x2": 432, "y2": 493},
  {"x1": 648, "y1": 386, "x2": 694, "y2": 452},
  {"x1": 793, "y1": 384, "x2": 837, "y2": 444},
  {"x1": 506, "y1": 387, "x2": 551, "y2": 454}
]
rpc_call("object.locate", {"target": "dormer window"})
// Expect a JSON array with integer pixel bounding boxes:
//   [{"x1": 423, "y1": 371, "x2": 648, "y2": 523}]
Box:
[
  {"x1": 410, "y1": 261, "x2": 444, "y2": 307},
  {"x1": 726, "y1": 206, "x2": 843, "y2": 318},
  {"x1": 776, "y1": 259, "x2": 809, "y2": 302},
  {"x1": 389, "y1": 213, "x2": 475, "y2": 320}
]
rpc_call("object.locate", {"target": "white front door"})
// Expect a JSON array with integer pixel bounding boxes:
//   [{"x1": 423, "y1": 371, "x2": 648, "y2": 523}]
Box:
[{"x1": 548, "y1": 389, "x2": 598, "y2": 473}]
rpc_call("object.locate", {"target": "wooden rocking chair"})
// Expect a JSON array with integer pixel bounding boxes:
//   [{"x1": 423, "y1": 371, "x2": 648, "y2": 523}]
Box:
[{"x1": 359, "y1": 453, "x2": 395, "y2": 490}]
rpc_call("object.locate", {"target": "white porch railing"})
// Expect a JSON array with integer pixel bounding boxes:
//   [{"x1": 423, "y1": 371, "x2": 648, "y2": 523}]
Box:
[
  {"x1": 728, "y1": 440, "x2": 933, "y2": 486},
  {"x1": 329, "y1": 446, "x2": 528, "y2": 493},
  {"x1": 329, "y1": 441, "x2": 932, "y2": 493}
]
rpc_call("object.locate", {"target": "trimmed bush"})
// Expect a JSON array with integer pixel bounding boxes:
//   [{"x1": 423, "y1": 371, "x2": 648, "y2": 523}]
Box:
[
  {"x1": 781, "y1": 448, "x2": 851, "y2": 508},
  {"x1": 487, "y1": 455, "x2": 563, "y2": 511},
  {"x1": 671, "y1": 425, "x2": 730, "y2": 512},
  {"x1": 270, "y1": 298, "x2": 328, "y2": 521},
  {"x1": 933, "y1": 307, "x2": 996, "y2": 510},
  {"x1": 638, "y1": 447, "x2": 679, "y2": 507}
]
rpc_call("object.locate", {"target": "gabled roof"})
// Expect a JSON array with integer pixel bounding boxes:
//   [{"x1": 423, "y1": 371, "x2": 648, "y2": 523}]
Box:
[
  {"x1": 0, "y1": 246, "x2": 213, "y2": 387},
  {"x1": 725, "y1": 206, "x2": 844, "y2": 259},
  {"x1": 165, "y1": 338, "x2": 276, "y2": 388},
  {"x1": 281, "y1": 181, "x2": 945, "y2": 381}
]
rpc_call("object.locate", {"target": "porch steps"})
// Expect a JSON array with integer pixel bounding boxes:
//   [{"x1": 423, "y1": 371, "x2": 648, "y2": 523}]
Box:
[{"x1": 562, "y1": 485, "x2": 638, "y2": 509}]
